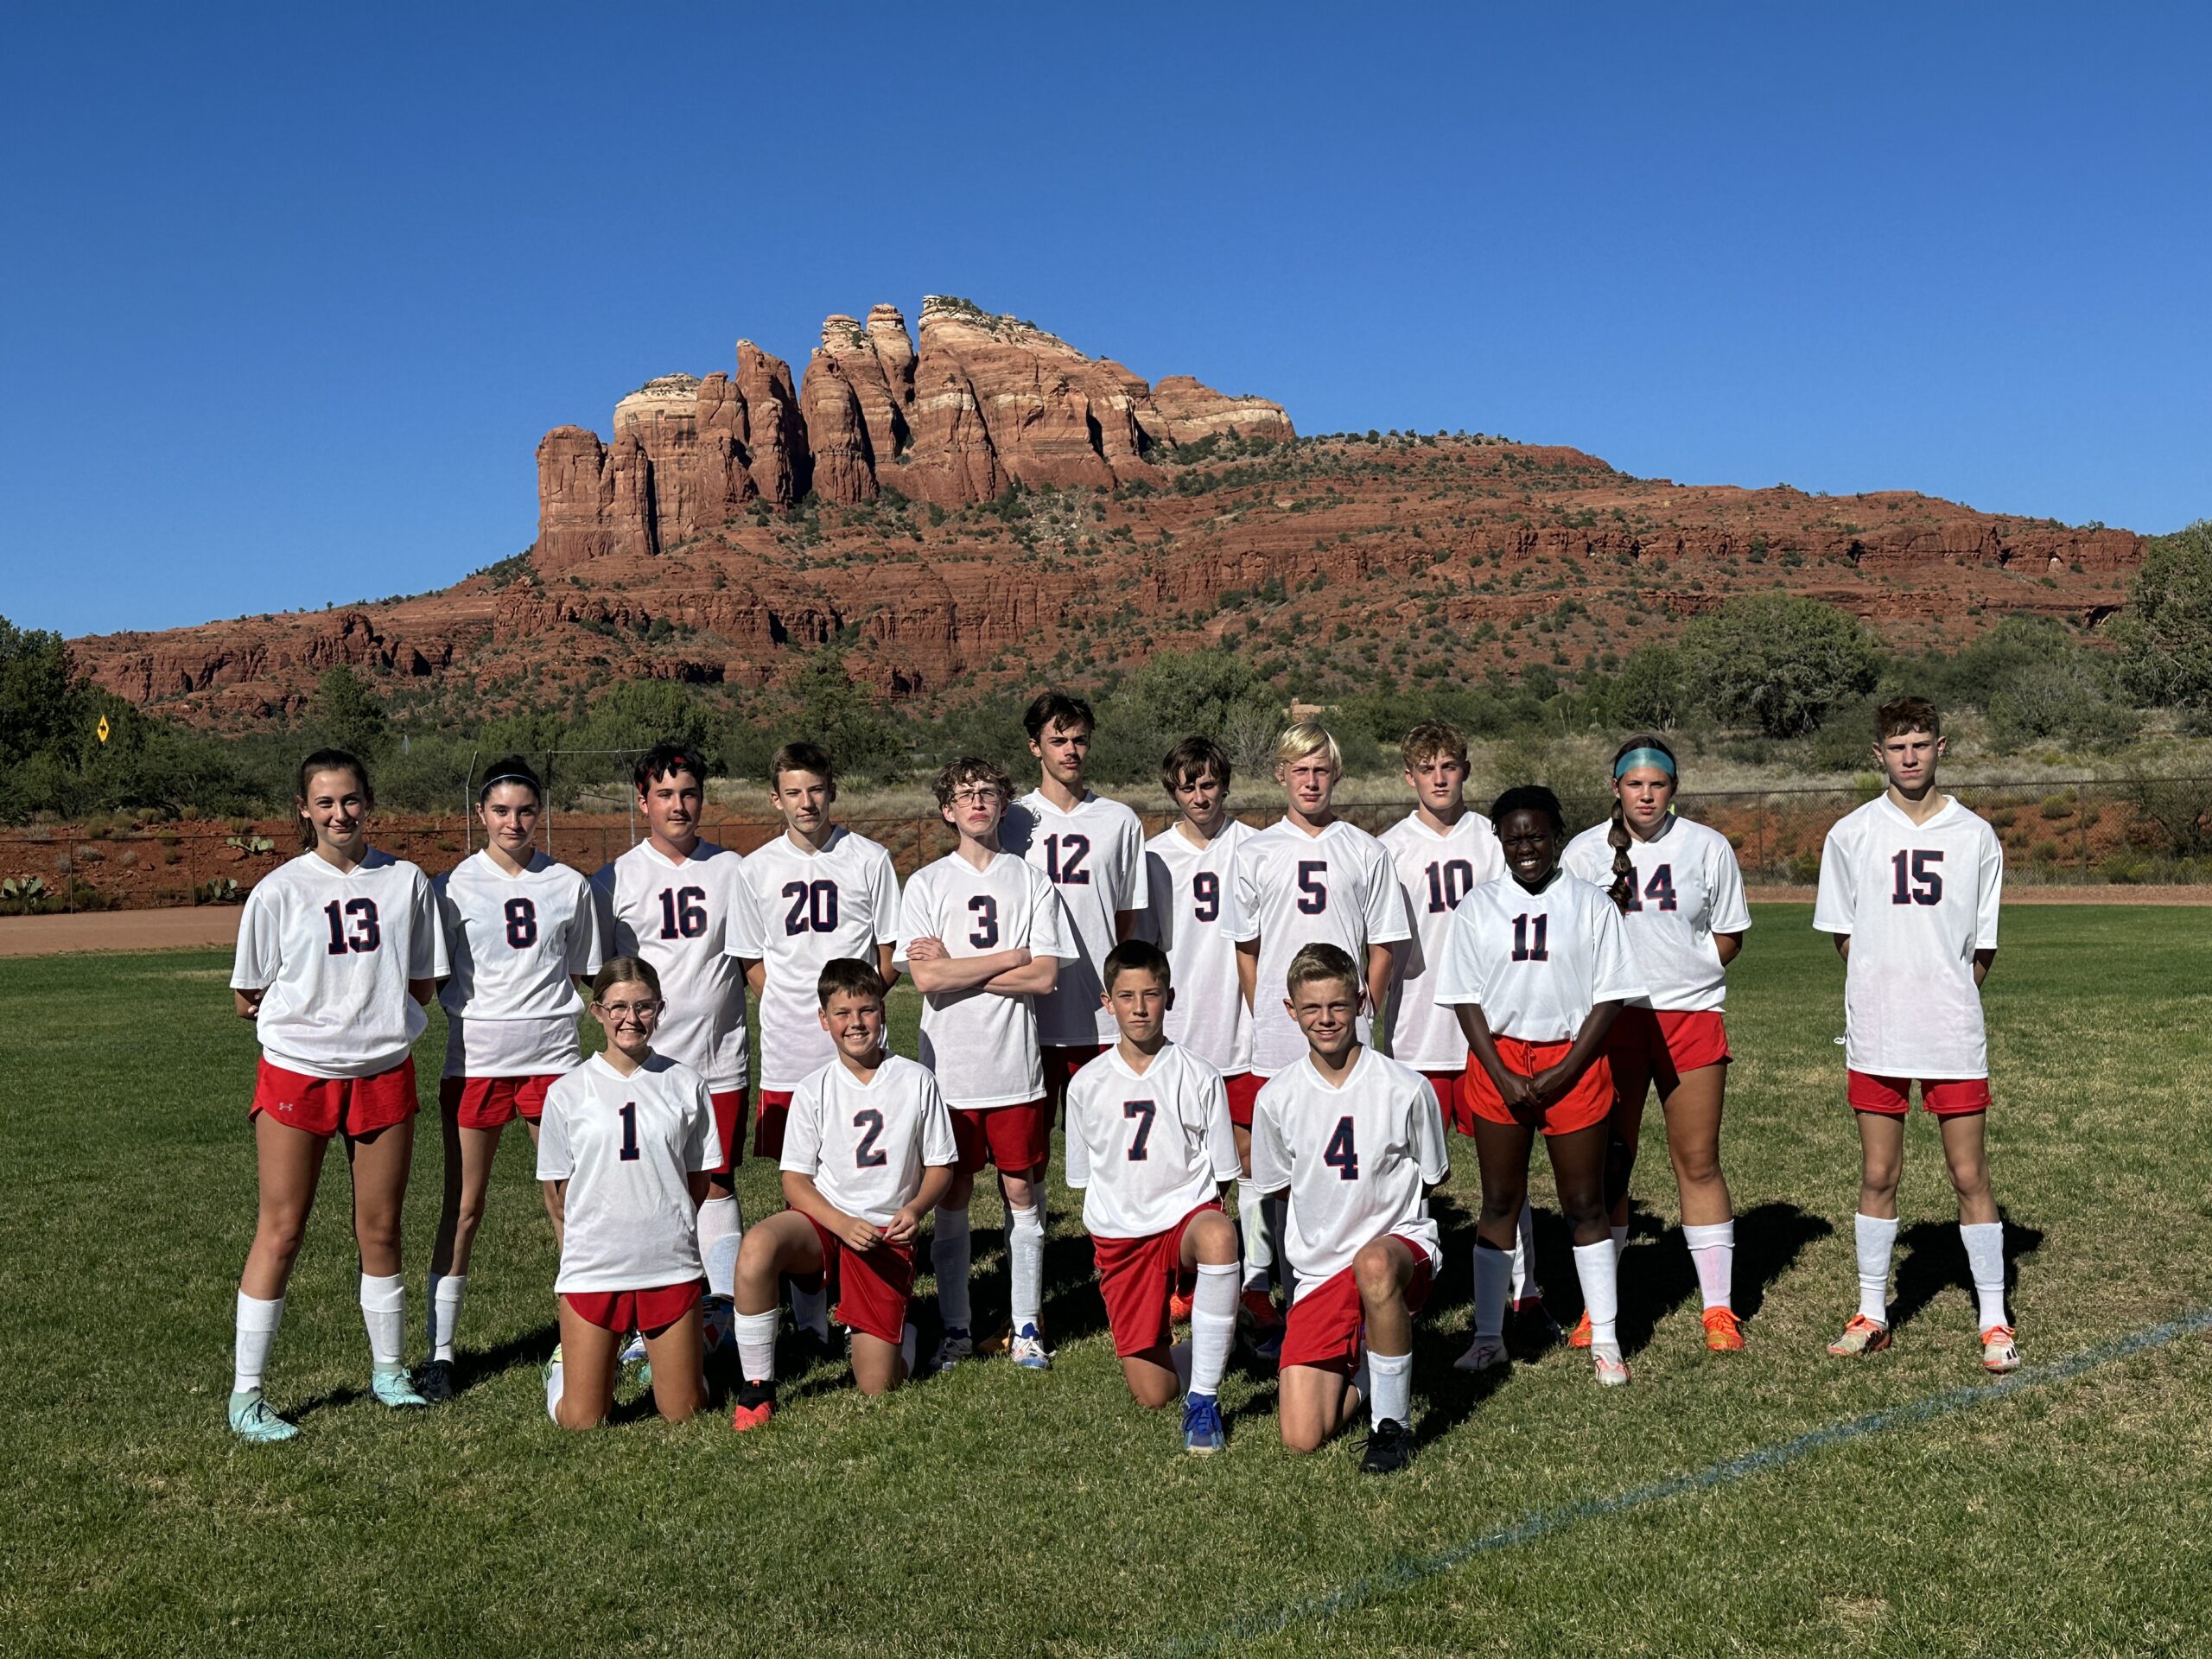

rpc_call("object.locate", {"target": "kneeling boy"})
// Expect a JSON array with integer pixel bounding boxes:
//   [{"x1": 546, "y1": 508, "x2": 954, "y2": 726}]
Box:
[
  {"x1": 730, "y1": 959, "x2": 957, "y2": 1427},
  {"x1": 1065, "y1": 941, "x2": 1244, "y2": 1454},
  {"x1": 1251, "y1": 943, "x2": 1450, "y2": 1474}
]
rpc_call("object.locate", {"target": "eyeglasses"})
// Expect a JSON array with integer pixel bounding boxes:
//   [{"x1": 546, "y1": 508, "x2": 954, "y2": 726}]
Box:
[
  {"x1": 950, "y1": 787, "x2": 1001, "y2": 805},
  {"x1": 594, "y1": 1000, "x2": 663, "y2": 1021}
]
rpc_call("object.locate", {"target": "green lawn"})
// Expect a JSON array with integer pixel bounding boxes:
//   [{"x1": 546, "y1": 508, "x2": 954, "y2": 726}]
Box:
[{"x1": 3, "y1": 906, "x2": 2209, "y2": 1656}]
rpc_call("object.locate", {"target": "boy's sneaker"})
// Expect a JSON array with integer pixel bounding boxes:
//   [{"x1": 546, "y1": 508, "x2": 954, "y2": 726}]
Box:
[
  {"x1": 1511, "y1": 1296, "x2": 1563, "y2": 1346},
  {"x1": 730, "y1": 1381, "x2": 776, "y2": 1432},
  {"x1": 700, "y1": 1296, "x2": 734, "y2": 1354},
  {"x1": 1567, "y1": 1308, "x2": 1593, "y2": 1349},
  {"x1": 1827, "y1": 1314, "x2": 1892, "y2": 1357},
  {"x1": 227, "y1": 1389, "x2": 298, "y2": 1443},
  {"x1": 1010, "y1": 1323, "x2": 1052, "y2": 1370},
  {"x1": 370, "y1": 1364, "x2": 429, "y2": 1408},
  {"x1": 1181, "y1": 1391, "x2": 1226, "y2": 1454},
  {"x1": 1592, "y1": 1344, "x2": 1631, "y2": 1387},
  {"x1": 931, "y1": 1325, "x2": 974, "y2": 1372},
  {"x1": 1701, "y1": 1307, "x2": 1746, "y2": 1351},
  {"x1": 1980, "y1": 1324, "x2": 2021, "y2": 1373},
  {"x1": 1452, "y1": 1333, "x2": 1509, "y2": 1373},
  {"x1": 415, "y1": 1358, "x2": 456, "y2": 1402},
  {"x1": 1358, "y1": 1419, "x2": 1414, "y2": 1475}
]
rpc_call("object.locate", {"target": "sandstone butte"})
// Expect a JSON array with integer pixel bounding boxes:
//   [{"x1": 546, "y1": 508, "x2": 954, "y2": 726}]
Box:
[{"x1": 71, "y1": 296, "x2": 2145, "y2": 724}]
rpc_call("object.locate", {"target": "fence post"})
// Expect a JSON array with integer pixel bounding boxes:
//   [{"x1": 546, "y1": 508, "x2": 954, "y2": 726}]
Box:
[{"x1": 2079, "y1": 791, "x2": 2089, "y2": 875}]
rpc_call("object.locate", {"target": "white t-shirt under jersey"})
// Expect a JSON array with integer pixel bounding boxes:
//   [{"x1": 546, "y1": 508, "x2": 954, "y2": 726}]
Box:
[
  {"x1": 436, "y1": 850, "x2": 603, "y2": 1077},
  {"x1": 1002, "y1": 790, "x2": 1148, "y2": 1048},
  {"x1": 727, "y1": 827, "x2": 900, "y2": 1092},
  {"x1": 780, "y1": 1053, "x2": 958, "y2": 1230},
  {"x1": 1137, "y1": 819, "x2": 1255, "y2": 1077},
  {"x1": 592, "y1": 840, "x2": 751, "y2": 1091},
  {"x1": 1814, "y1": 794, "x2": 2004, "y2": 1079},
  {"x1": 232, "y1": 849, "x2": 448, "y2": 1078},
  {"x1": 1230, "y1": 817, "x2": 1413, "y2": 1077},
  {"x1": 1064, "y1": 1042, "x2": 1243, "y2": 1240},
  {"x1": 1248, "y1": 1046, "x2": 1449, "y2": 1300},
  {"x1": 1562, "y1": 815, "x2": 1751, "y2": 1013},
  {"x1": 895, "y1": 849, "x2": 1071, "y2": 1110},
  {"x1": 1379, "y1": 810, "x2": 1505, "y2": 1070},
  {"x1": 537, "y1": 1052, "x2": 719, "y2": 1294},
  {"x1": 1433, "y1": 871, "x2": 1646, "y2": 1042}
]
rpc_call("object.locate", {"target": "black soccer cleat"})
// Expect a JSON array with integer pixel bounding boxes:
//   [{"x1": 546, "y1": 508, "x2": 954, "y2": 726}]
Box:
[{"x1": 1359, "y1": 1418, "x2": 1414, "y2": 1475}]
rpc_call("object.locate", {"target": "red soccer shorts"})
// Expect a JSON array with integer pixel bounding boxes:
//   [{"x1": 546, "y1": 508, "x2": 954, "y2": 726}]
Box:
[
  {"x1": 1093, "y1": 1201, "x2": 1223, "y2": 1357},
  {"x1": 1223, "y1": 1071, "x2": 1263, "y2": 1129},
  {"x1": 803, "y1": 1217, "x2": 915, "y2": 1345},
  {"x1": 1847, "y1": 1071, "x2": 1993, "y2": 1117},
  {"x1": 754, "y1": 1090, "x2": 793, "y2": 1160},
  {"x1": 1463, "y1": 1039, "x2": 1613, "y2": 1136},
  {"x1": 250, "y1": 1056, "x2": 418, "y2": 1139},
  {"x1": 707, "y1": 1090, "x2": 748, "y2": 1175},
  {"x1": 440, "y1": 1073, "x2": 559, "y2": 1131},
  {"x1": 1422, "y1": 1068, "x2": 1470, "y2": 1136},
  {"x1": 562, "y1": 1278, "x2": 704, "y2": 1336},
  {"x1": 1278, "y1": 1235, "x2": 1434, "y2": 1376},
  {"x1": 1607, "y1": 1008, "x2": 1731, "y2": 1109},
  {"x1": 950, "y1": 1102, "x2": 1051, "y2": 1174},
  {"x1": 1043, "y1": 1045, "x2": 1104, "y2": 1116}
]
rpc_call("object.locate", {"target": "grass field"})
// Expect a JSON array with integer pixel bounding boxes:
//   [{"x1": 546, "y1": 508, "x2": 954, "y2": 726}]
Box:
[{"x1": 4, "y1": 906, "x2": 2210, "y2": 1656}]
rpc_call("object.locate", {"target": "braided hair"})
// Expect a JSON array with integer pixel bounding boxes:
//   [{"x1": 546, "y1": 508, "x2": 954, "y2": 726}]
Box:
[{"x1": 1606, "y1": 734, "x2": 1678, "y2": 912}]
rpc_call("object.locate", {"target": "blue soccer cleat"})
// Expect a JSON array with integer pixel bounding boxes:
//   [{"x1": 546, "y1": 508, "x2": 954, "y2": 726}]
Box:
[
  {"x1": 227, "y1": 1389, "x2": 298, "y2": 1443},
  {"x1": 1182, "y1": 1391, "x2": 1226, "y2": 1455},
  {"x1": 1009, "y1": 1323, "x2": 1052, "y2": 1371},
  {"x1": 371, "y1": 1364, "x2": 429, "y2": 1408}
]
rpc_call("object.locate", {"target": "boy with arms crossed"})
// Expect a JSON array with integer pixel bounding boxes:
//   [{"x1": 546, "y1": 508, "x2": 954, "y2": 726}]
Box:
[
  {"x1": 729, "y1": 960, "x2": 957, "y2": 1428},
  {"x1": 899, "y1": 757, "x2": 1070, "y2": 1371},
  {"x1": 1250, "y1": 944, "x2": 1451, "y2": 1475},
  {"x1": 1065, "y1": 941, "x2": 1244, "y2": 1454},
  {"x1": 1815, "y1": 697, "x2": 2015, "y2": 1372}
]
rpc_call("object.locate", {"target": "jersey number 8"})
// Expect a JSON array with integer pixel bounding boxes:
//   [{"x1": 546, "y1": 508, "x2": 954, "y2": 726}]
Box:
[{"x1": 503, "y1": 896, "x2": 537, "y2": 948}]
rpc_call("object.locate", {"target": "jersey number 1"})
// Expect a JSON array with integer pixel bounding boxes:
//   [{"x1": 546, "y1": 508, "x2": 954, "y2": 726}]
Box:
[{"x1": 617, "y1": 1102, "x2": 639, "y2": 1162}]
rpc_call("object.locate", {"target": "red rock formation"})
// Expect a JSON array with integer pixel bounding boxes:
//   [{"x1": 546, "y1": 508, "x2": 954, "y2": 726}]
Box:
[
  {"x1": 799, "y1": 334, "x2": 880, "y2": 506},
  {"x1": 1147, "y1": 374, "x2": 1295, "y2": 446},
  {"x1": 735, "y1": 341, "x2": 806, "y2": 507}
]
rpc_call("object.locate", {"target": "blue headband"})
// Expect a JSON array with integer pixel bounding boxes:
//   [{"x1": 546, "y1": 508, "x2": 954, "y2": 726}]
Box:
[{"x1": 1614, "y1": 747, "x2": 1676, "y2": 780}]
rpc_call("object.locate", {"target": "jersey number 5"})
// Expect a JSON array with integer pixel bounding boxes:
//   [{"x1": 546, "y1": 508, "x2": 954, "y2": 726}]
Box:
[
  {"x1": 1890, "y1": 849, "x2": 1944, "y2": 906},
  {"x1": 1296, "y1": 860, "x2": 1328, "y2": 915},
  {"x1": 322, "y1": 897, "x2": 379, "y2": 956}
]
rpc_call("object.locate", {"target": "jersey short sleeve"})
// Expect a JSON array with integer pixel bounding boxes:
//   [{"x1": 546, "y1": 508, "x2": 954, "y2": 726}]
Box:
[
  {"x1": 591, "y1": 841, "x2": 751, "y2": 1090},
  {"x1": 736, "y1": 829, "x2": 903, "y2": 1090}
]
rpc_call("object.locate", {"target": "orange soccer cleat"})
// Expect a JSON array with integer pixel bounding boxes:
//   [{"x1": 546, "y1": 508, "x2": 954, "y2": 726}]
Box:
[
  {"x1": 1980, "y1": 1324, "x2": 2021, "y2": 1373},
  {"x1": 1169, "y1": 1287, "x2": 1195, "y2": 1324},
  {"x1": 729, "y1": 1382, "x2": 776, "y2": 1433},
  {"x1": 1826, "y1": 1314, "x2": 1893, "y2": 1357},
  {"x1": 1568, "y1": 1308, "x2": 1593, "y2": 1349},
  {"x1": 1701, "y1": 1306, "x2": 1745, "y2": 1351}
]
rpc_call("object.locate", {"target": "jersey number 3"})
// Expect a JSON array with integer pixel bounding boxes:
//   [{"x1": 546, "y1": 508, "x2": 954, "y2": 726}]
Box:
[{"x1": 322, "y1": 898, "x2": 379, "y2": 956}]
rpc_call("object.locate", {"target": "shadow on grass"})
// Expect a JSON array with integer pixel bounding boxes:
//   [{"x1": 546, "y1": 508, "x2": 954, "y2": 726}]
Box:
[
  {"x1": 452, "y1": 1320, "x2": 560, "y2": 1395},
  {"x1": 1890, "y1": 1207, "x2": 2044, "y2": 1334}
]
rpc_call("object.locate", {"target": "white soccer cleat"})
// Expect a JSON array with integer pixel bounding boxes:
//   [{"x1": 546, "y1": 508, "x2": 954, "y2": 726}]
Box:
[
  {"x1": 1452, "y1": 1334, "x2": 1509, "y2": 1373},
  {"x1": 1980, "y1": 1323, "x2": 2021, "y2": 1374},
  {"x1": 1009, "y1": 1323, "x2": 1052, "y2": 1371},
  {"x1": 1592, "y1": 1344, "x2": 1631, "y2": 1387}
]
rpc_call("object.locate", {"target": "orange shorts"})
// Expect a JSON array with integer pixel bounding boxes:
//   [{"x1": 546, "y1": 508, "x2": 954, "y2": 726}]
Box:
[
  {"x1": 1847, "y1": 1071, "x2": 1992, "y2": 1117},
  {"x1": 1422, "y1": 1068, "x2": 1471, "y2": 1135},
  {"x1": 1092, "y1": 1201, "x2": 1222, "y2": 1357},
  {"x1": 950, "y1": 1102, "x2": 1051, "y2": 1174},
  {"x1": 1223, "y1": 1071, "x2": 1262, "y2": 1129},
  {"x1": 251, "y1": 1056, "x2": 418, "y2": 1139},
  {"x1": 1462, "y1": 1039, "x2": 1613, "y2": 1136},
  {"x1": 803, "y1": 1217, "x2": 915, "y2": 1344},
  {"x1": 708, "y1": 1089, "x2": 748, "y2": 1175},
  {"x1": 1278, "y1": 1236, "x2": 1434, "y2": 1376},
  {"x1": 754, "y1": 1090, "x2": 793, "y2": 1160},
  {"x1": 562, "y1": 1279, "x2": 704, "y2": 1335},
  {"x1": 1607, "y1": 1008, "x2": 1730, "y2": 1107},
  {"x1": 441, "y1": 1073, "x2": 559, "y2": 1130}
]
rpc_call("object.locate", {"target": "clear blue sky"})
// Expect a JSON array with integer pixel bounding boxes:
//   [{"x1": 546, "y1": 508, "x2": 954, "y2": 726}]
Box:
[{"x1": 3, "y1": 4, "x2": 2206, "y2": 639}]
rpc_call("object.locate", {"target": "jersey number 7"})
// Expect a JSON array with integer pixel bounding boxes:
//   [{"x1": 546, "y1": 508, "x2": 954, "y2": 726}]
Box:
[{"x1": 1122, "y1": 1098, "x2": 1156, "y2": 1161}]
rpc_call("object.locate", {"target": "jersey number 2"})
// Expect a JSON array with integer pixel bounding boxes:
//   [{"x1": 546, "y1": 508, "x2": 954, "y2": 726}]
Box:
[
  {"x1": 853, "y1": 1108, "x2": 887, "y2": 1168},
  {"x1": 322, "y1": 898, "x2": 379, "y2": 955}
]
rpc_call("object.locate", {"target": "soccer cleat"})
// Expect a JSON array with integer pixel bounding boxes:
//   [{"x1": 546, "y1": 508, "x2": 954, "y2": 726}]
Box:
[
  {"x1": 1592, "y1": 1344, "x2": 1631, "y2": 1387},
  {"x1": 1181, "y1": 1391, "x2": 1226, "y2": 1455},
  {"x1": 1169, "y1": 1286, "x2": 1195, "y2": 1324},
  {"x1": 227, "y1": 1389, "x2": 298, "y2": 1443},
  {"x1": 1567, "y1": 1307, "x2": 1593, "y2": 1349},
  {"x1": 415, "y1": 1358, "x2": 456, "y2": 1402},
  {"x1": 930, "y1": 1325, "x2": 974, "y2": 1372},
  {"x1": 1827, "y1": 1314, "x2": 1892, "y2": 1357},
  {"x1": 1980, "y1": 1324, "x2": 2021, "y2": 1373},
  {"x1": 618, "y1": 1329, "x2": 648, "y2": 1365},
  {"x1": 1239, "y1": 1287, "x2": 1283, "y2": 1332},
  {"x1": 1359, "y1": 1419, "x2": 1414, "y2": 1474},
  {"x1": 1010, "y1": 1323, "x2": 1052, "y2": 1370},
  {"x1": 729, "y1": 1381, "x2": 776, "y2": 1432},
  {"x1": 700, "y1": 1296, "x2": 734, "y2": 1354},
  {"x1": 542, "y1": 1344, "x2": 565, "y2": 1422},
  {"x1": 1452, "y1": 1333, "x2": 1510, "y2": 1373},
  {"x1": 370, "y1": 1364, "x2": 429, "y2": 1408},
  {"x1": 1701, "y1": 1307, "x2": 1746, "y2": 1351},
  {"x1": 1510, "y1": 1296, "x2": 1564, "y2": 1345}
]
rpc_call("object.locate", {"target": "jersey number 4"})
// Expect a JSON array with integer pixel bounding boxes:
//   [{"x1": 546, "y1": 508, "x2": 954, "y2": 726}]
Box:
[
  {"x1": 1618, "y1": 864, "x2": 1677, "y2": 913},
  {"x1": 1044, "y1": 834, "x2": 1091, "y2": 885},
  {"x1": 322, "y1": 898, "x2": 379, "y2": 955},
  {"x1": 782, "y1": 880, "x2": 839, "y2": 935},
  {"x1": 657, "y1": 887, "x2": 708, "y2": 939},
  {"x1": 1890, "y1": 849, "x2": 1944, "y2": 906},
  {"x1": 1324, "y1": 1116, "x2": 1360, "y2": 1180}
]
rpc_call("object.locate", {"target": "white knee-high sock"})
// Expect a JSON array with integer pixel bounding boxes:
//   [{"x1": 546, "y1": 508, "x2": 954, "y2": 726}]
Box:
[
  {"x1": 1474, "y1": 1240, "x2": 1512, "y2": 1339},
  {"x1": 1681, "y1": 1221, "x2": 1734, "y2": 1313},
  {"x1": 543, "y1": 1350, "x2": 564, "y2": 1422},
  {"x1": 1961, "y1": 1222, "x2": 2006, "y2": 1327},
  {"x1": 1610, "y1": 1223, "x2": 1629, "y2": 1264},
  {"x1": 1237, "y1": 1179, "x2": 1273, "y2": 1294},
  {"x1": 1189, "y1": 1261, "x2": 1239, "y2": 1396},
  {"x1": 1007, "y1": 1204, "x2": 1046, "y2": 1332},
  {"x1": 932, "y1": 1207, "x2": 973, "y2": 1328},
  {"x1": 734, "y1": 1309, "x2": 780, "y2": 1385},
  {"x1": 1368, "y1": 1347, "x2": 1413, "y2": 1428},
  {"x1": 427, "y1": 1274, "x2": 467, "y2": 1362},
  {"x1": 234, "y1": 1292, "x2": 283, "y2": 1394},
  {"x1": 359, "y1": 1274, "x2": 405, "y2": 1369},
  {"x1": 1510, "y1": 1200, "x2": 1541, "y2": 1300},
  {"x1": 1855, "y1": 1212, "x2": 1898, "y2": 1325},
  {"x1": 696, "y1": 1195, "x2": 742, "y2": 1300},
  {"x1": 1573, "y1": 1242, "x2": 1621, "y2": 1349}
]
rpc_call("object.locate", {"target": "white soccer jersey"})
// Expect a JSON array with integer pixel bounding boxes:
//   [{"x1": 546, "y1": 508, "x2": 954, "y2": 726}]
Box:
[
  {"x1": 592, "y1": 840, "x2": 751, "y2": 1091},
  {"x1": 1562, "y1": 815, "x2": 1751, "y2": 1013},
  {"x1": 1002, "y1": 790, "x2": 1149, "y2": 1047},
  {"x1": 537, "y1": 1052, "x2": 719, "y2": 1294},
  {"x1": 231, "y1": 849, "x2": 448, "y2": 1079},
  {"x1": 1433, "y1": 872, "x2": 1646, "y2": 1042},
  {"x1": 436, "y1": 850, "x2": 604, "y2": 1077},
  {"x1": 1137, "y1": 819, "x2": 1256, "y2": 1076},
  {"x1": 1230, "y1": 817, "x2": 1413, "y2": 1077},
  {"x1": 727, "y1": 827, "x2": 900, "y2": 1091},
  {"x1": 895, "y1": 849, "x2": 1071, "y2": 1109},
  {"x1": 1064, "y1": 1043, "x2": 1243, "y2": 1239},
  {"x1": 1813, "y1": 795, "x2": 2004, "y2": 1079},
  {"x1": 1248, "y1": 1046, "x2": 1449, "y2": 1300},
  {"x1": 780, "y1": 1054, "x2": 958, "y2": 1230},
  {"x1": 1379, "y1": 810, "x2": 1506, "y2": 1070}
]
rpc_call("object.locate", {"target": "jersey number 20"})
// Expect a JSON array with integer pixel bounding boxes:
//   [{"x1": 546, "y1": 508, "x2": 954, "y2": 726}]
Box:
[{"x1": 782, "y1": 880, "x2": 839, "y2": 935}]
